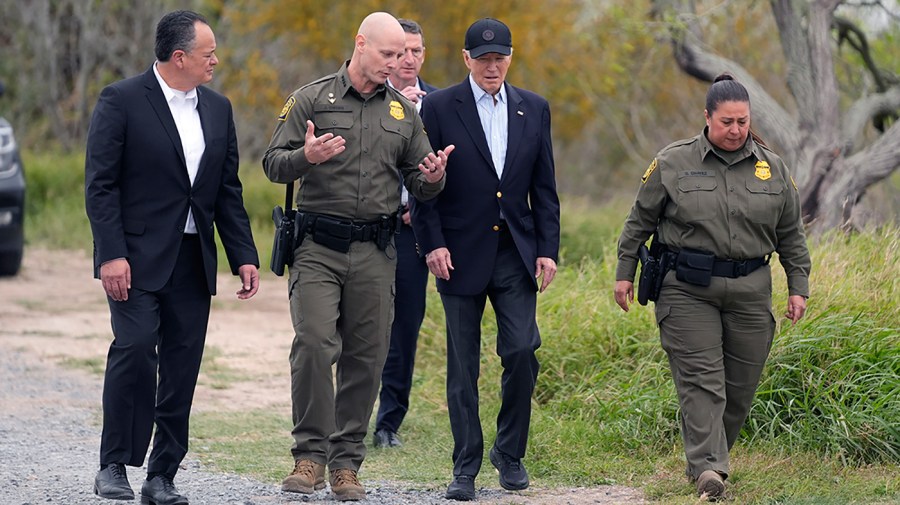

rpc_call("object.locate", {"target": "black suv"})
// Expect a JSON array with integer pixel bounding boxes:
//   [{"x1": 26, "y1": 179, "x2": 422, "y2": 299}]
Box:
[{"x1": 0, "y1": 82, "x2": 25, "y2": 276}]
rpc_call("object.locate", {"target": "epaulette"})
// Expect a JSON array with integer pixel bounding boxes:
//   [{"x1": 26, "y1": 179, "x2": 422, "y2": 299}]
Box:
[
  {"x1": 294, "y1": 73, "x2": 338, "y2": 94},
  {"x1": 658, "y1": 136, "x2": 698, "y2": 156}
]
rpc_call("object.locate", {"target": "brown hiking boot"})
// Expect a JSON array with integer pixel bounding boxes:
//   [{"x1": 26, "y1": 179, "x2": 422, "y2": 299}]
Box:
[
  {"x1": 329, "y1": 468, "x2": 366, "y2": 501},
  {"x1": 696, "y1": 470, "x2": 725, "y2": 501},
  {"x1": 282, "y1": 459, "x2": 326, "y2": 494}
]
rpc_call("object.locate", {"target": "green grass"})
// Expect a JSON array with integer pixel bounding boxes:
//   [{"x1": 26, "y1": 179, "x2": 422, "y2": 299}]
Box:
[
  {"x1": 198, "y1": 345, "x2": 245, "y2": 390},
  {"x1": 186, "y1": 218, "x2": 900, "y2": 504},
  {"x1": 22, "y1": 148, "x2": 900, "y2": 503}
]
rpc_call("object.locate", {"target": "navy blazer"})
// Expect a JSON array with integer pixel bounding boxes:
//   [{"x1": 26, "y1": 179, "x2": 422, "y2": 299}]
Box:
[
  {"x1": 412, "y1": 78, "x2": 560, "y2": 296},
  {"x1": 85, "y1": 67, "x2": 258, "y2": 295},
  {"x1": 419, "y1": 77, "x2": 438, "y2": 95}
]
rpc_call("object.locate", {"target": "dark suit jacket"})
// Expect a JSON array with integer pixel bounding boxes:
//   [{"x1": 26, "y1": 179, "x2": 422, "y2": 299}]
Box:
[
  {"x1": 412, "y1": 78, "x2": 560, "y2": 296},
  {"x1": 419, "y1": 77, "x2": 438, "y2": 95},
  {"x1": 85, "y1": 67, "x2": 258, "y2": 295}
]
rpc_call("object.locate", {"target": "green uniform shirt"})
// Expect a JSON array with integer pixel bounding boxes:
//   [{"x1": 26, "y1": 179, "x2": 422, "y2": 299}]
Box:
[
  {"x1": 616, "y1": 130, "x2": 811, "y2": 297},
  {"x1": 263, "y1": 62, "x2": 443, "y2": 221}
]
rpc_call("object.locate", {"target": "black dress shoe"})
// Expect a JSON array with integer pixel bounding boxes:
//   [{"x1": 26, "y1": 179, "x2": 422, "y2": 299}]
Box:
[
  {"x1": 373, "y1": 428, "x2": 402, "y2": 448},
  {"x1": 445, "y1": 475, "x2": 476, "y2": 501},
  {"x1": 94, "y1": 463, "x2": 135, "y2": 500},
  {"x1": 489, "y1": 446, "x2": 529, "y2": 490},
  {"x1": 140, "y1": 475, "x2": 188, "y2": 505}
]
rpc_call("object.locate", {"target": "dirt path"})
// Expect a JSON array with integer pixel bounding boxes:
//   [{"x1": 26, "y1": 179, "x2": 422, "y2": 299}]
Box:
[{"x1": 0, "y1": 248, "x2": 647, "y2": 504}]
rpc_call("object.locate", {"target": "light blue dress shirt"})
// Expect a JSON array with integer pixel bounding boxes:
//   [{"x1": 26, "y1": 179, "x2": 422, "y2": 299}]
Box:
[{"x1": 468, "y1": 75, "x2": 508, "y2": 180}]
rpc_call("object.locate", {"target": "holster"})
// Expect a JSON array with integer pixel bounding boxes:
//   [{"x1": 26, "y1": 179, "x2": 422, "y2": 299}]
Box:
[
  {"x1": 636, "y1": 244, "x2": 658, "y2": 306},
  {"x1": 270, "y1": 205, "x2": 296, "y2": 276},
  {"x1": 636, "y1": 236, "x2": 672, "y2": 305}
]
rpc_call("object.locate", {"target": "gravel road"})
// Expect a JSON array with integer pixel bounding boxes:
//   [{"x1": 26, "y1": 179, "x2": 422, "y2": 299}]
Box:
[{"x1": 0, "y1": 249, "x2": 646, "y2": 504}]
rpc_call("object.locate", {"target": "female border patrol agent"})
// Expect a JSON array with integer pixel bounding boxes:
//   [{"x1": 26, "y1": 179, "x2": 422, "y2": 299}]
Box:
[{"x1": 614, "y1": 74, "x2": 811, "y2": 500}]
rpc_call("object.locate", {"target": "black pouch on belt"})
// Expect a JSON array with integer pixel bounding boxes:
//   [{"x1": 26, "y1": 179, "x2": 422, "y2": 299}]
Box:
[
  {"x1": 675, "y1": 248, "x2": 715, "y2": 287},
  {"x1": 312, "y1": 216, "x2": 352, "y2": 253}
]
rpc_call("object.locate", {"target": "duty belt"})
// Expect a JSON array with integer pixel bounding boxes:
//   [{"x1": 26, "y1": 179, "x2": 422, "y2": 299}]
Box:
[
  {"x1": 663, "y1": 247, "x2": 770, "y2": 278},
  {"x1": 710, "y1": 256, "x2": 769, "y2": 278},
  {"x1": 305, "y1": 214, "x2": 384, "y2": 241},
  {"x1": 300, "y1": 211, "x2": 398, "y2": 253}
]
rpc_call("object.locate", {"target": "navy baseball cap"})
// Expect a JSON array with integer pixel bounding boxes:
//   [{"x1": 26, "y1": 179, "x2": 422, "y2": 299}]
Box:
[{"x1": 465, "y1": 18, "x2": 512, "y2": 58}]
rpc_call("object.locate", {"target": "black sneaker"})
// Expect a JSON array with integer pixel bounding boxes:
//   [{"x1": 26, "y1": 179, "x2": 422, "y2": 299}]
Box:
[
  {"x1": 445, "y1": 475, "x2": 476, "y2": 501},
  {"x1": 489, "y1": 446, "x2": 529, "y2": 490},
  {"x1": 94, "y1": 463, "x2": 134, "y2": 500}
]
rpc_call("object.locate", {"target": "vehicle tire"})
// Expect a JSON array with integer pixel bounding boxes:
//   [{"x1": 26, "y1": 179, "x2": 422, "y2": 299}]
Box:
[{"x1": 0, "y1": 249, "x2": 22, "y2": 276}]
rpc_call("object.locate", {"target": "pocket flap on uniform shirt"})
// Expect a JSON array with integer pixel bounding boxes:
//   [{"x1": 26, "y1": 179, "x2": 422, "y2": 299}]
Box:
[
  {"x1": 380, "y1": 118, "x2": 412, "y2": 139},
  {"x1": 746, "y1": 180, "x2": 784, "y2": 195},
  {"x1": 314, "y1": 110, "x2": 353, "y2": 130},
  {"x1": 677, "y1": 176, "x2": 717, "y2": 192}
]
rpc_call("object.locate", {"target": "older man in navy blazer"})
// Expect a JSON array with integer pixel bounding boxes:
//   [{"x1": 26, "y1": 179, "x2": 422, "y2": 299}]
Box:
[
  {"x1": 411, "y1": 18, "x2": 560, "y2": 501},
  {"x1": 85, "y1": 10, "x2": 259, "y2": 504}
]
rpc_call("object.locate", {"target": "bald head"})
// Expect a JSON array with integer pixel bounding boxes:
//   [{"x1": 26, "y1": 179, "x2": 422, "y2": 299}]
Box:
[
  {"x1": 348, "y1": 12, "x2": 406, "y2": 94},
  {"x1": 357, "y1": 12, "x2": 405, "y2": 48}
]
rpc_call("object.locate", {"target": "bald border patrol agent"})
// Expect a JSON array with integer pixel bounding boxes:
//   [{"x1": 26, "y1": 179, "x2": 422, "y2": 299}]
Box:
[
  {"x1": 262, "y1": 12, "x2": 454, "y2": 502},
  {"x1": 614, "y1": 74, "x2": 810, "y2": 500}
]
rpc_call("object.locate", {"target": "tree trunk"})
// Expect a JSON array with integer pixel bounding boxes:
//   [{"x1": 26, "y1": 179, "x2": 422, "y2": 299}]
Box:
[{"x1": 653, "y1": 0, "x2": 900, "y2": 234}]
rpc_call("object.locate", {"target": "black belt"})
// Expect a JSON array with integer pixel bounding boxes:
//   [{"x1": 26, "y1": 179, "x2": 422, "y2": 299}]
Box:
[
  {"x1": 710, "y1": 256, "x2": 769, "y2": 278},
  {"x1": 305, "y1": 213, "x2": 383, "y2": 242},
  {"x1": 662, "y1": 246, "x2": 769, "y2": 279}
]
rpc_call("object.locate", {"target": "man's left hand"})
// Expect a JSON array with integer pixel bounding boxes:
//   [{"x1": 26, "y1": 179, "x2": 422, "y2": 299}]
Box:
[
  {"x1": 535, "y1": 257, "x2": 557, "y2": 293},
  {"x1": 419, "y1": 144, "x2": 456, "y2": 183},
  {"x1": 236, "y1": 264, "x2": 259, "y2": 300}
]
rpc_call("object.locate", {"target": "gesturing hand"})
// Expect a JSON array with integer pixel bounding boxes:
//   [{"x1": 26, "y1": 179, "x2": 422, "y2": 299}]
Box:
[
  {"x1": 303, "y1": 120, "x2": 346, "y2": 165},
  {"x1": 419, "y1": 145, "x2": 455, "y2": 183},
  {"x1": 399, "y1": 86, "x2": 427, "y2": 105}
]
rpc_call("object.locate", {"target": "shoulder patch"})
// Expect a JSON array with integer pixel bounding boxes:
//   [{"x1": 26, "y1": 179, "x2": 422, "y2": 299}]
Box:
[
  {"x1": 277, "y1": 96, "x2": 295, "y2": 121},
  {"x1": 641, "y1": 158, "x2": 658, "y2": 184}
]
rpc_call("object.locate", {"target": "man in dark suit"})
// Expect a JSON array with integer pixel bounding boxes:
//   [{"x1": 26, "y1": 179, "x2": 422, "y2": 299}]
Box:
[
  {"x1": 411, "y1": 17, "x2": 560, "y2": 502},
  {"x1": 373, "y1": 17, "x2": 439, "y2": 450},
  {"x1": 84, "y1": 10, "x2": 259, "y2": 504}
]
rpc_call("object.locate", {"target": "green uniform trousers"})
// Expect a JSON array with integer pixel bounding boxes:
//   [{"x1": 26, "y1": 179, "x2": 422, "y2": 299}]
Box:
[
  {"x1": 654, "y1": 264, "x2": 775, "y2": 480},
  {"x1": 287, "y1": 238, "x2": 395, "y2": 471}
]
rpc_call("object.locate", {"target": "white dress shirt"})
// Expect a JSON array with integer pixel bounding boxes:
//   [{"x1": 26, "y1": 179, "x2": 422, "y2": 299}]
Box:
[{"x1": 153, "y1": 63, "x2": 206, "y2": 234}]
